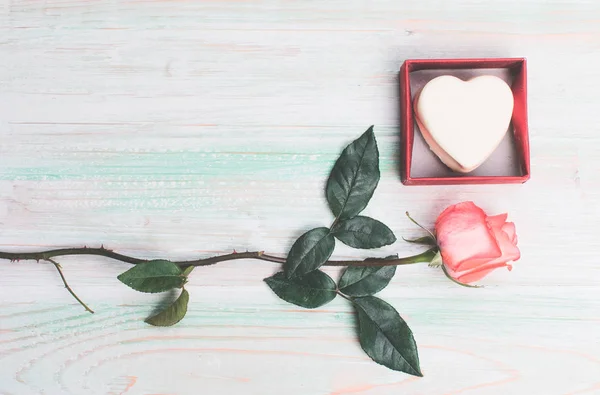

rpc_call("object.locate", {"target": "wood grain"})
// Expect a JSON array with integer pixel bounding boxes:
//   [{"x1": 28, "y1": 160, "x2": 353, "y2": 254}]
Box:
[{"x1": 1, "y1": 0, "x2": 600, "y2": 394}]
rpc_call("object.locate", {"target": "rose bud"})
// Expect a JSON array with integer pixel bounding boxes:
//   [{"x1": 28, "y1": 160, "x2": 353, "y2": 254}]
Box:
[{"x1": 435, "y1": 201, "x2": 520, "y2": 284}]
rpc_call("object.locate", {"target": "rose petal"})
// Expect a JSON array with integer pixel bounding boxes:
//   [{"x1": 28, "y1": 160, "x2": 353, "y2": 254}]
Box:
[
  {"x1": 492, "y1": 223, "x2": 521, "y2": 263},
  {"x1": 435, "y1": 202, "x2": 461, "y2": 226},
  {"x1": 435, "y1": 202, "x2": 501, "y2": 270},
  {"x1": 454, "y1": 256, "x2": 499, "y2": 272},
  {"x1": 487, "y1": 213, "x2": 508, "y2": 229},
  {"x1": 457, "y1": 217, "x2": 520, "y2": 272},
  {"x1": 502, "y1": 222, "x2": 518, "y2": 244},
  {"x1": 448, "y1": 261, "x2": 513, "y2": 284}
]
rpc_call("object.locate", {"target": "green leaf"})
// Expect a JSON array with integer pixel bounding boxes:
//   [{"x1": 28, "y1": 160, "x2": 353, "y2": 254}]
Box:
[
  {"x1": 353, "y1": 296, "x2": 422, "y2": 376},
  {"x1": 182, "y1": 266, "x2": 195, "y2": 277},
  {"x1": 332, "y1": 216, "x2": 396, "y2": 249},
  {"x1": 284, "y1": 227, "x2": 335, "y2": 278},
  {"x1": 338, "y1": 266, "x2": 396, "y2": 297},
  {"x1": 145, "y1": 289, "x2": 190, "y2": 326},
  {"x1": 326, "y1": 126, "x2": 380, "y2": 220},
  {"x1": 264, "y1": 270, "x2": 337, "y2": 308},
  {"x1": 403, "y1": 236, "x2": 437, "y2": 246},
  {"x1": 117, "y1": 260, "x2": 185, "y2": 293}
]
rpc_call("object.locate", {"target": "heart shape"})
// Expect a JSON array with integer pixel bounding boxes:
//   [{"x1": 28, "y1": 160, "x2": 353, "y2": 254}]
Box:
[{"x1": 414, "y1": 75, "x2": 514, "y2": 173}]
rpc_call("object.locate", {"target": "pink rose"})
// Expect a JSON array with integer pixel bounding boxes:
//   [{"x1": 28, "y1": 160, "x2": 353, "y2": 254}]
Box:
[{"x1": 435, "y1": 201, "x2": 520, "y2": 284}]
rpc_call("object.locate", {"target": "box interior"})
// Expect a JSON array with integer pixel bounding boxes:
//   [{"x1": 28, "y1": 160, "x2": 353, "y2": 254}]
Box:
[{"x1": 408, "y1": 67, "x2": 523, "y2": 179}]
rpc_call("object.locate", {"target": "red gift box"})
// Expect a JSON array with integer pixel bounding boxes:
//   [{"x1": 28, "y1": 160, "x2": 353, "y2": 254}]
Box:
[{"x1": 400, "y1": 58, "x2": 530, "y2": 186}]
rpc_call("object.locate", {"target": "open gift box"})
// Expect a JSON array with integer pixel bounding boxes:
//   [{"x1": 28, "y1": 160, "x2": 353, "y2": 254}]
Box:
[{"x1": 400, "y1": 58, "x2": 530, "y2": 186}]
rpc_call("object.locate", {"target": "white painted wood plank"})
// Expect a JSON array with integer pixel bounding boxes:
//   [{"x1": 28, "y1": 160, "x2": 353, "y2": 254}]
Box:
[{"x1": 1, "y1": 0, "x2": 599, "y2": 394}]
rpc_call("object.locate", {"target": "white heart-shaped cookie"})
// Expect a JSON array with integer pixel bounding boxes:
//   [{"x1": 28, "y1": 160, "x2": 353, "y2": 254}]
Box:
[{"x1": 414, "y1": 75, "x2": 514, "y2": 173}]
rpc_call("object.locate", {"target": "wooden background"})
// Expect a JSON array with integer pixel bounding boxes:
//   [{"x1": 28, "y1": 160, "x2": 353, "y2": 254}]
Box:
[{"x1": 1, "y1": 1, "x2": 599, "y2": 394}]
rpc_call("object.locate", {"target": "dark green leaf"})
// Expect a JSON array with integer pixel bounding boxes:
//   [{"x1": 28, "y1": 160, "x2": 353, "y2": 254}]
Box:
[
  {"x1": 326, "y1": 126, "x2": 380, "y2": 220},
  {"x1": 284, "y1": 227, "x2": 335, "y2": 278},
  {"x1": 264, "y1": 270, "x2": 336, "y2": 308},
  {"x1": 332, "y1": 216, "x2": 396, "y2": 249},
  {"x1": 338, "y1": 266, "x2": 396, "y2": 297},
  {"x1": 402, "y1": 236, "x2": 437, "y2": 246},
  {"x1": 117, "y1": 260, "x2": 185, "y2": 293},
  {"x1": 353, "y1": 296, "x2": 422, "y2": 376},
  {"x1": 145, "y1": 289, "x2": 190, "y2": 326}
]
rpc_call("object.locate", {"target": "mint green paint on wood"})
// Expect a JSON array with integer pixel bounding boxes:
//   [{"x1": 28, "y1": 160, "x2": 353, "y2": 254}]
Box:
[{"x1": 2, "y1": 0, "x2": 600, "y2": 393}]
